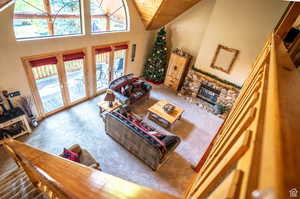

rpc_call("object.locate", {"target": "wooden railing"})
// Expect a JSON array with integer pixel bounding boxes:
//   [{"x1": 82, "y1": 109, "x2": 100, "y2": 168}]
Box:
[
  {"x1": 32, "y1": 64, "x2": 58, "y2": 80},
  {"x1": 32, "y1": 60, "x2": 82, "y2": 80},
  {"x1": 184, "y1": 34, "x2": 300, "y2": 199},
  {"x1": 3, "y1": 139, "x2": 178, "y2": 199}
]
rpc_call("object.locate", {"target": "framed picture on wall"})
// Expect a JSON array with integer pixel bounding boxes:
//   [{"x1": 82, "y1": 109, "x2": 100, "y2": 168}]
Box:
[
  {"x1": 0, "y1": 0, "x2": 14, "y2": 12},
  {"x1": 210, "y1": 44, "x2": 239, "y2": 74}
]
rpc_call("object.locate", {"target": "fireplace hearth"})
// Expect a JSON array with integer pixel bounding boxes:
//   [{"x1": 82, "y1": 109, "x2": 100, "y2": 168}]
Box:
[{"x1": 197, "y1": 84, "x2": 220, "y2": 105}]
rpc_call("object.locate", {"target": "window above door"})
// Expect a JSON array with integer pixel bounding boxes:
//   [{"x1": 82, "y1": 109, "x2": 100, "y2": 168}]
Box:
[
  {"x1": 14, "y1": 0, "x2": 83, "y2": 39},
  {"x1": 13, "y1": 0, "x2": 129, "y2": 40},
  {"x1": 90, "y1": 0, "x2": 128, "y2": 33}
]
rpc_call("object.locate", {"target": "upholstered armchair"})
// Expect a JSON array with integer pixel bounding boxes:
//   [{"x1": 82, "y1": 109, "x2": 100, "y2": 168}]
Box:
[{"x1": 60, "y1": 144, "x2": 101, "y2": 171}]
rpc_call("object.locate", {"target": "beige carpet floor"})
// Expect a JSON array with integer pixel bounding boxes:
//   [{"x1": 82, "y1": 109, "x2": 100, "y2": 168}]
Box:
[{"x1": 0, "y1": 85, "x2": 223, "y2": 197}]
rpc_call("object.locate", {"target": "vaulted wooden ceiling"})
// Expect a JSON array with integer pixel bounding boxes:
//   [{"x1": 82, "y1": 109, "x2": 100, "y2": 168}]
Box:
[{"x1": 132, "y1": 0, "x2": 202, "y2": 30}]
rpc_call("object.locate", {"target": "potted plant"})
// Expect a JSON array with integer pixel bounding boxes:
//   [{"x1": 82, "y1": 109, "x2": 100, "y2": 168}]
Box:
[
  {"x1": 214, "y1": 103, "x2": 227, "y2": 115},
  {"x1": 18, "y1": 96, "x2": 38, "y2": 127}
]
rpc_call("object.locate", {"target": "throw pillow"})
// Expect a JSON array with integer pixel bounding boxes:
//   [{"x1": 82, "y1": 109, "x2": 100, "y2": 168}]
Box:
[
  {"x1": 132, "y1": 80, "x2": 143, "y2": 88},
  {"x1": 148, "y1": 131, "x2": 165, "y2": 139},
  {"x1": 63, "y1": 148, "x2": 80, "y2": 162},
  {"x1": 120, "y1": 87, "x2": 126, "y2": 95},
  {"x1": 125, "y1": 84, "x2": 133, "y2": 96}
]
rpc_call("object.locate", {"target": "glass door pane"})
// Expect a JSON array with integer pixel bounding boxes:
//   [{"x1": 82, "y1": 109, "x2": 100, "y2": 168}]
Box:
[
  {"x1": 64, "y1": 59, "x2": 86, "y2": 103},
  {"x1": 32, "y1": 64, "x2": 64, "y2": 113},
  {"x1": 112, "y1": 49, "x2": 126, "y2": 80},
  {"x1": 95, "y1": 52, "x2": 110, "y2": 91}
]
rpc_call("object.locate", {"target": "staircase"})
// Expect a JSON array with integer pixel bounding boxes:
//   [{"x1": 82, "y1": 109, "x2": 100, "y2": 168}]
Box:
[{"x1": 0, "y1": 167, "x2": 48, "y2": 199}]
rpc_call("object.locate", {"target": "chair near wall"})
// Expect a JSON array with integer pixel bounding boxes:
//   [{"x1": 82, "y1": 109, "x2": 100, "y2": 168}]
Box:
[{"x1": 114, "y1": 58, "x2": 124, "y2": 79}]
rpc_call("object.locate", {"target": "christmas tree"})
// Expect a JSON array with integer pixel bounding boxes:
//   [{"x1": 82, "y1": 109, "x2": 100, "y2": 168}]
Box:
[{"x1": 143, "y1": 27, "x2": 168, "y2": 83}]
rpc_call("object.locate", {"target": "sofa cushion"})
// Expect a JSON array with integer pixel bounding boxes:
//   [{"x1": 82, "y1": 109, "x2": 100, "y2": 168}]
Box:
[
  {"x1": 124, "y1": 84, "x2": 133, "y2": 96},
  {"x1": 109, "y1": 73, "x2": 135, "y2": 89},
  {"x1": 112, "y1": 77, "x2": 138, "y2": 91},
  {"x1": 132, "y1": 80, "x2": 143, "y2": 88},
  {"x1": 120, "y1": 87, "x2": 126, "y2": 95},
  {"x1": 63, "y1": 148, "x2": 79, "y2": 162}
]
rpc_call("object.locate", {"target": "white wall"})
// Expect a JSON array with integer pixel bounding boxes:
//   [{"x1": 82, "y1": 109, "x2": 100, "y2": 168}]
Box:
[
  {"x1": 0, "y1": 0, "x2": 154, "y2": 95},
  {"x1": 194, "y1": 0, "x2": 288, "y2": 86},
  {"x1": 165, "y1": 0, "x2": 216, "y2": 65}
]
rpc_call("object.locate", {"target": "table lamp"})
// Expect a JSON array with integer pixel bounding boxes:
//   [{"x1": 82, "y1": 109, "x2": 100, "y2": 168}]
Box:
[{"x1": 104, "y1": 89, "x2": 115, "y2": 107}]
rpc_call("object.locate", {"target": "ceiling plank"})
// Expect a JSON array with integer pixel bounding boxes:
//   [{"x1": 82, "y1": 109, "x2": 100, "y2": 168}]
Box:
[
  {"x1": 132, "y1": 0, "x2": 163, "y2": 28},
  {"x1": 0, "y1": 0, "x2": 14, "y2": 12},
  {"x1": 132, "y1": 0, "x2": 202, "y2": 30},
  {"x1": 148, "y1": 0, "x2": 202, "y2": 30}
]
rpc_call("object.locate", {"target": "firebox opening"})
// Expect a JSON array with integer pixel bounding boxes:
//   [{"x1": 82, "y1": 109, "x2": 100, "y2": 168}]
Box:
[{"x1": 197, "y1": 84, "x2": 221, "y2": 105}]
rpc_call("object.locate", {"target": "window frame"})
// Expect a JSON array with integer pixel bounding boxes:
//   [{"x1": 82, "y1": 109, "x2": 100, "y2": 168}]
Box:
[
  {"x1": 92, "y1": 41, "x2": 129, "y2": 96},
  {"x1": 21, "y1": 48, "x2": 90, "y2": 119},
  {"x1": 14, "y1": 0, "x2": 84, "y2": 40},
  {"x1": 90, "y1": 0, "x2": 129, "y2": 34}
]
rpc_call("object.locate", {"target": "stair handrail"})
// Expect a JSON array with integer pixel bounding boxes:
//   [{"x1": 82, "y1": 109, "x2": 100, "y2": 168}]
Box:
[{"x1": 3, "y1": 138, "x2": 177, "y2": 199}]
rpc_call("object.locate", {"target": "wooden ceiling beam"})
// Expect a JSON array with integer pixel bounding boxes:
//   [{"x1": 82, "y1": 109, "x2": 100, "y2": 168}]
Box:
[
  {"x1": 132, "y1": 0, "x2": 163, "y2": 28},
  {"x1": 147, "y1": 0, "x2": 202, "y2": 30},
  {"x1": 132, "y1": 0, "x2": 202, "y2": 30}
]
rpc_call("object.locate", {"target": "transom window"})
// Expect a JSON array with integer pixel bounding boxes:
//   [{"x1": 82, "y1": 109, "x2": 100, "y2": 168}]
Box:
[
  {"x1": 90, "y1": 0, "x2": 128, "y2": 33},
  {"x1": 13, "y1": 0, "x2": 82, "y2": 39}
]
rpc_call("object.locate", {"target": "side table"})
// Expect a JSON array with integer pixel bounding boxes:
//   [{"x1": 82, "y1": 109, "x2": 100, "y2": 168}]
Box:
[
  {"x1": 97, "y1": 101, "x2": 121, "y2": 119},
  {"x1": 0, "y1": 115, "x2": 32, "y2": 144}
]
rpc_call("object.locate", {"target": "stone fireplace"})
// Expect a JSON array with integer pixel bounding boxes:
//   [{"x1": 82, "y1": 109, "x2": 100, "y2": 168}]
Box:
[{"x1": 179, "y1": 69, "x2": 240, "y2": 118}]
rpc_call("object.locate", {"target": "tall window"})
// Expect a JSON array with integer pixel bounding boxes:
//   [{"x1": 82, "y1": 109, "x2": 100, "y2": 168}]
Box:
[
  {"x1": 25, "y1": 50, "x2": 87, "y2": 116},
  {"x1": 90, "y1": 0, "x2": 128, "y2": 33},
  {"x1": 13, "y1": 0, "x2": 82, "y2": 39},
  {"x1": 95, "y1": 47, "x2": 111, "y2": 91},
  {"x1": 93, "y1": 43, "x2": 128, "y2": 93}
]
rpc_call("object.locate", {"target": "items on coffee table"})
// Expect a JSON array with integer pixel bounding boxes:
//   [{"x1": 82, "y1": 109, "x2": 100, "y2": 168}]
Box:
[
  {"x1": 148, "y1": 100, "x2": 184, "y2": 130},
  {"x1": 104, "y1": 89, "x2": 115, "y2": 107},
  {"x1": 163, "y1": 104, "x2": 175, "y2": 114}
]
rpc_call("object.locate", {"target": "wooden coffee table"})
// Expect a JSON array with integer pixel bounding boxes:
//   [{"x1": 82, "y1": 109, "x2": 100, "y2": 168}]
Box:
[{"x1": 147, "y1": 100, "x2": 184, "y2": 130}]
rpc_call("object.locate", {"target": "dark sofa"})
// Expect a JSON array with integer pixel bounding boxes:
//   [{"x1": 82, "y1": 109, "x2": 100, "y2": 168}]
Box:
[
  {"x1": 104, "y1": 106, "x2": 181, "y2": 170},
  {"x1": 109, "y1": 74, "x2": 152, "y2": 105}
]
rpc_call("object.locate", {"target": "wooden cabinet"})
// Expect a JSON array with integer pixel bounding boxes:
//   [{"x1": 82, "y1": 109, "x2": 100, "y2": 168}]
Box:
[{"x1": 164, "y1": 53, "x2": 191, "y2": 91}]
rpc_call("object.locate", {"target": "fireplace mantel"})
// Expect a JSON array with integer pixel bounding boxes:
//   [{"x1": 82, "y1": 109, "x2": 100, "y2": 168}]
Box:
[{"x1": 193, "y1": 71, "x2": 240, "y2": 92}]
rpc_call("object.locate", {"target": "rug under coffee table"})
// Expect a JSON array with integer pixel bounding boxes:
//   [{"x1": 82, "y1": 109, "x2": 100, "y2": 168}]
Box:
[{"x1": 147, "y1": 99, "x2": 184, "y2": 130}]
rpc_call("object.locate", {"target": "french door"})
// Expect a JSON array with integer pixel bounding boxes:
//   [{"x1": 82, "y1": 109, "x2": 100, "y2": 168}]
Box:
[
  {"x1": 23, "y1": 50, "x2": 88, "y2": 117},
  {"x1": 93, "y1": 43, "x2": 128, "y2": 94}
]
